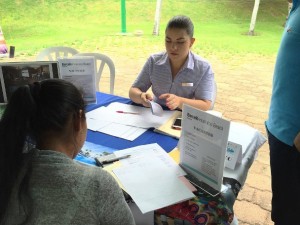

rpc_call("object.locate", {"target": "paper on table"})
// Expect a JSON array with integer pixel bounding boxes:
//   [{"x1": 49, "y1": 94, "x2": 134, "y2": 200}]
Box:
[
  {"x1": 114, "y1": 143, "x2": 186, "y2": 176},
  {"x1": 98, "y1": 122, "x2": 146, "y2": 141},
  {"x1": 113, "y1": 153, "x2": 194, "y2": 214},
  {"x1": 178, "y1": 176, "x2": 197, "y2": 192},
  {"x1": 86, "y1": 117, "x2": 112, "y2": 131},
  {"x1": 86, "y1": 117, "x2": 147, "y2": 141},
  {"x1": 148, "y1": 100, "x2": 163, "y2": 117},
  {"x1": 88, "y1": 102, "x2": 175, "y2": 129}
]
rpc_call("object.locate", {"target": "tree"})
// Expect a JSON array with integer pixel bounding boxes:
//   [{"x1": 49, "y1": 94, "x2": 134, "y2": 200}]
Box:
[
  {"x1": 248, "y1": 0, "x2": 260, "y2": 36},
  {"x1": 152, "y1": 0, "x2": 162, "y2": 36}
]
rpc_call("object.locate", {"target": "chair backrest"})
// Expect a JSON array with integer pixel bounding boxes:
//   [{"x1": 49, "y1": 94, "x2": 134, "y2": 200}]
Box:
[
  {"x1": 75, "y1": 52, "x2": 115, "y2": 94},
  {"x1": 36, "y1": 46, "x2": 79, "y2": 61},
  {"x1": 209, "y1": 80, "x2": 217, "y2": 110}
]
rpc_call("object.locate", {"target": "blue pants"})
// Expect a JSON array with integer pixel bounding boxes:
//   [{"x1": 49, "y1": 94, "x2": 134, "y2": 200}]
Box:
[{"x1": 267, "y1": 130, "x2": 300, "y2": 225}]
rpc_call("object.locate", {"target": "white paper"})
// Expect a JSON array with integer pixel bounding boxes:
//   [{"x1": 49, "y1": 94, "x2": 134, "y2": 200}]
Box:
[
  {"x1": 86, "y1": 116, "x2": 147, "y2": 141},
  {"x1": 58, "y1": 56, "x2": 96, "y2": 104},
  {"x1": 113, "y1": 164, "x2": 194, "y2": 214},
  {"x1": 87, "y1": 102, "x2": 175, "y2": 129},
  {"x1": 148, "y1": 100, "x2": 163, "y2": 117},
  {"x1": 114, "y1": 143, "x2": 186, "y2": 176},
  {"x1": 113, "y1": 143, "x2": 194, "y2": 213},
  {"x1": 98, "y1": 122, "x2": 146, "y2": 141},
  {"x1": 180, "y1": 104, "x2": 230, "y2": 193},
  {"x1": 86, "y1": 117, "x2": 111, "y2": 131}
]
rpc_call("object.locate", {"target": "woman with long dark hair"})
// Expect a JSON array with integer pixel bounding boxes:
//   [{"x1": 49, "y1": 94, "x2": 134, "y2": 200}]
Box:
[{"x1": 0, "y1": 79, "x2": 135, "y2": 225}]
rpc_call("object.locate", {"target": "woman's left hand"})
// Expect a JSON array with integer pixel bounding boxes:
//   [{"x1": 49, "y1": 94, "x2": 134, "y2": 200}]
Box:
[{"x1": 159, "y1": 93, "x2": 182, "y2": 110}]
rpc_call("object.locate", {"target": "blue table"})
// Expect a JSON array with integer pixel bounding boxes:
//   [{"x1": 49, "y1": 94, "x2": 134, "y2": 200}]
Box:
[
  {"x1": 85, "y1": 92, "x2": 179, "y2": 153},
  {"x1": 82, "y1": 92, "x2": 262, "y2": 225}
]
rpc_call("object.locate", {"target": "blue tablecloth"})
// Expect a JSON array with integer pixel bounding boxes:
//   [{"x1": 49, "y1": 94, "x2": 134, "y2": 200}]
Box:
[{"x1": 85, "y1": 92, "x2": 178, "y2": 153}]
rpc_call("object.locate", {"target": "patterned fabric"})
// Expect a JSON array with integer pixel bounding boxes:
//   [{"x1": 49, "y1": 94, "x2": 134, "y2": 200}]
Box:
[{"x1": 154, "y1": 190, "x2": 234, "y2": 225}]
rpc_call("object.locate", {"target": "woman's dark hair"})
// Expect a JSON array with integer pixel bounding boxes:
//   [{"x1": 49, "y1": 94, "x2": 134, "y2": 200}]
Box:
[
  {"x1": 165, "y1": 15, "x2": 194, "y2": 38},
  {"x1": 0, "y1": 79, "x2": 85, "y2": 222}
]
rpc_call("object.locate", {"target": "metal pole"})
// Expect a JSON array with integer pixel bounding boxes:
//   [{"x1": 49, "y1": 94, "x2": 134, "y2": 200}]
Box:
[{"x1": 121, "y1": 0, "x2": 127, "y2": 33}]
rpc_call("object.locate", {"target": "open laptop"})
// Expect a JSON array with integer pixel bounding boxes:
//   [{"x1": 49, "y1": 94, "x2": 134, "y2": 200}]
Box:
[
  {"x1": 0, "y1": 61, "x2": 59, "y2": 104},
  {"x1": 179, "y1": 104, "x2": 230, "y2": 196}
]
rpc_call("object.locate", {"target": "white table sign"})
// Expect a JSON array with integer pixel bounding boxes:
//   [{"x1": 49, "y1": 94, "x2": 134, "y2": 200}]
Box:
[
  {"x1": 58, "y1": 56, "x2": 96, "y2": 104},
  {"x1": 179, "y1": 104, "x2": 230, "y2": 193},
  {"x1": 225, "y1": 141, "x2": 242, "y2": 170}
]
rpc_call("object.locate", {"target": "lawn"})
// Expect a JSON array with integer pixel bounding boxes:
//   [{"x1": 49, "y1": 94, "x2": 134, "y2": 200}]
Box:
[{"x1": 0, "y1": 0, "x2": 288, "y2": 58}]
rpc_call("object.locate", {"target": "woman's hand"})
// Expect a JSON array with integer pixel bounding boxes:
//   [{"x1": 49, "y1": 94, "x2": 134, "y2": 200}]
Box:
[
  {"x1": 129, "y1": 87, "x2": 152, "y2": 107},
  {"x1": 159, "y1": 93, "x2": 182, "y2": 110},
  {"x1": 140, "y1": 92, "x2": 153, "y2": 107}
]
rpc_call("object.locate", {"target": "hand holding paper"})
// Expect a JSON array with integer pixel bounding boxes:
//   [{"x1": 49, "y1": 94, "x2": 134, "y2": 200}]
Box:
[{"x1": 148, "y1": 100, "x2": 163, "y2": 117}]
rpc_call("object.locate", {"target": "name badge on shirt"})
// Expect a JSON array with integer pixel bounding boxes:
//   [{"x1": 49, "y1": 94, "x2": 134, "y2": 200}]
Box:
[{"x1": 181, "y1": 82, "x2": 193, "y2": 87}]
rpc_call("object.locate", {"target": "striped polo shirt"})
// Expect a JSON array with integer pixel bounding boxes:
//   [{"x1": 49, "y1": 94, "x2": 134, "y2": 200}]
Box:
[{"x1": 132, "y1": 51, "x2": 215, "y2": 106}]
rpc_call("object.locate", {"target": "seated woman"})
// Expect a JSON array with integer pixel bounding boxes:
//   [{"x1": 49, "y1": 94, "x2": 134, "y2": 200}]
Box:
[
  {"x1": 129, "y1": 15, "x2": 215, "y2": 111},
  {"x1": 0, "y1": 79, "x2": 135, "y2": 225}
]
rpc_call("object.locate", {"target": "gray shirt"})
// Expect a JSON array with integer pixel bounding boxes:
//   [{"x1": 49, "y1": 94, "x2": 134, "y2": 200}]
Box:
[{"x1": 3, "y1": 149, "x2": 135, "y2": 225}]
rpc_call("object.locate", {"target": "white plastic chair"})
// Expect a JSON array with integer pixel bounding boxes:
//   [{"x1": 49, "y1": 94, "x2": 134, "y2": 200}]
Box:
[
  {"x1": 75, "y1": 52, "x2": 115, "y2": 94},
  {"x1": 36, "y1": 46, "x2": 79, "y2": 61},
  {"x1": 209, "y1": 80, "x2": 217, "y2": 110}
]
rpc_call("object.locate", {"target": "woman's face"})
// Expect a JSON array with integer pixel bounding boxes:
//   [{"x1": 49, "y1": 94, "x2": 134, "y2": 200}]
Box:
[{"x1": 165, "y1": 28, "x2": 195, "y2": 64}]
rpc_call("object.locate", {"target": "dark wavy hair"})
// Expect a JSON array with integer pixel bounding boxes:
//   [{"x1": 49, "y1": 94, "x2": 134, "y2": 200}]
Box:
[{"x1": 0, "y1": 79, "x2": 85, "y2": 223}]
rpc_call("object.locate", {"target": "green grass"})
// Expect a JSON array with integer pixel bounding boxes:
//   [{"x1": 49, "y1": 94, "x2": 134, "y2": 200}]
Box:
[{"x1": 0, "y1": 0, "x2": 287, "y2": 58}]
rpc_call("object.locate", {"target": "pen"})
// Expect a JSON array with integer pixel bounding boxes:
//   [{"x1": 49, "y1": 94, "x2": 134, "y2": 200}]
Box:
[
  {"x1": 116, "y1": 110, "x2": 140, "y2": 115},
  {"x1": 102, "y1": 154, "x2": 131, "y2": 164},
  {"x1": 94, "y1": 157, "x2": 104, "y2": 167}
]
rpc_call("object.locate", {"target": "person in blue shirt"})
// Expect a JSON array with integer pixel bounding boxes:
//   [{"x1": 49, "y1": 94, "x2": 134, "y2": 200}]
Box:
[
  {"x1": 129, "y1": 15, "x2": 215, "y2": 111},
  {"x1": 266, "y1": 0, "x2": 300, "y2": 224}
]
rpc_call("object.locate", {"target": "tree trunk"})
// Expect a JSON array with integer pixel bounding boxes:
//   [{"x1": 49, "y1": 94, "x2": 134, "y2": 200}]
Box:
[
  {"x1": 152, "y1": 0, "x2": 162, "y2": 36},
  {"x1": 248, "y1": 0, "x2": 260, "y2": 36}
]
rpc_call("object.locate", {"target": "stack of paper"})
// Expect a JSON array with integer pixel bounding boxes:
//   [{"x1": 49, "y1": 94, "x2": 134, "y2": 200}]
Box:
[{"x1": 86, "y1": 102, "x2": 177, "y2": 141}]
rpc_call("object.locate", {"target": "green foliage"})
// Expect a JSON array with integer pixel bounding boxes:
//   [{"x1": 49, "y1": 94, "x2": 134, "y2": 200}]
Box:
[{"x1": 0, "y1": 0, "x2": 287, "y2": 57}]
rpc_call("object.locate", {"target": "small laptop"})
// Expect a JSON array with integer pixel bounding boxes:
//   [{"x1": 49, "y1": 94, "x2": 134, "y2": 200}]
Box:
[
  {"x1": 0, "y1": 61, "x2": 59, "y2": 104},
  {"x1": 179, "y1": 104, "x2": 230, "y2": 196}
]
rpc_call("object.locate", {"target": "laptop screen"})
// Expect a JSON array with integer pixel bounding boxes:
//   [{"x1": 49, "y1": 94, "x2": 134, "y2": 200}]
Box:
[{"x1": 0, "y1": 61, "x2": 59, "y2": 104}]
